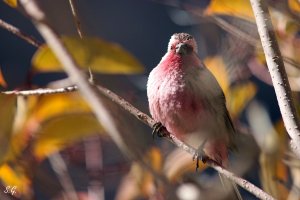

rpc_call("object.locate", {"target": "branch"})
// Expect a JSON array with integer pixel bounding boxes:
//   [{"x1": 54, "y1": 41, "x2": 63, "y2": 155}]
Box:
[
  {"x1": 48, "y1": 153, "x2": 79, "y2": 200},
  {"x1": 249, "y1": 0, "x2": 300, "y2": 158},
  {"x1": 16, "y1": 0, "x2": 275, "y2": 199},
  {"x1": 1, "y1": 86, "x2": 77, "y2": 96},
  {"x1": 0, "y1": 18, "x2": 42, "y2": 47},
  {"x1": 68, "y1": 0, "x2": 83, "y2": 38}
]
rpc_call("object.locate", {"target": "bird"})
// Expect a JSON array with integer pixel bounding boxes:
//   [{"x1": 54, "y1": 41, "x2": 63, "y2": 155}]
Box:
[{"x1": 147, "y1": 33, "x2": 236, "y2": 167}]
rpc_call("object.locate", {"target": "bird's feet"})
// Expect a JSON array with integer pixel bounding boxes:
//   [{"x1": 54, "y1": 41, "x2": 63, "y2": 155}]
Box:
[
  {"x1": 193, "y1": 139, "x2": 210, "y2": 171},
  {"x1": 152, "y1": 122, "x2": 167, "y2": 139},
  {"x1": 193, "y1": 148, "x2": 209, "y2": 171}
]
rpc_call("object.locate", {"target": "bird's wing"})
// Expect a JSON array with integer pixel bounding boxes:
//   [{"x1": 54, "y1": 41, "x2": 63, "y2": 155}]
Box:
[{"x1": 198, "y1": 66, "x2": 237, "y2": 149}]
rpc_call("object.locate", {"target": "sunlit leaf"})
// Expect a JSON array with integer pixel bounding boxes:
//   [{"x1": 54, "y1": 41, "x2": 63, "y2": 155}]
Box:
[
  {"x1": 26, "y1": 92, "x2": 92, "y2": 120},
  {"x1": 6, "y1": 92, "x2": 104, "y2": 161},
  {"x1": 146, "y1": 147, "x2": 161, "y2": 171},
  {"x1": 28, "y1": 93, "x2": 103, "y2": 159},
  {"x1": 0, "y1": 164, "x2": 30, "y2": 195},
  {"x1": 204, "y1": 56, "x2": 229, "y2": 93},
  {"x1": 3, "y1": 0, "x2": 17, "y2": 7},
  {"x1": 227, "y1": 82, "x2": 256, "y2": 118},
  {"x1": 0, "y1": 67, "x2": 7, "y2": 87},
  {"x1": 288, "y1": 0, "x2": 300, "y2": 13},
  {"x1": 0, "y1": 94, "x2": 17, "y2": 164},
  {"x1": 204, "y1": 0, "x2": 254, "y2": 21},
  {"x1": 164, "y1": 148, "x2": 207, "y2": 181},
  {"x1": 32, "y1": 36, "x2": 144, "y2": 74},
  {"x1": 141, "y1": 147, "x2": 162, "y2": 195},
  {"x1": 34, "y1": 113, "x2": 102, "y2": 159},
  {"x1": 116, "y1": 147, "x2": 162, "y2": 200}
]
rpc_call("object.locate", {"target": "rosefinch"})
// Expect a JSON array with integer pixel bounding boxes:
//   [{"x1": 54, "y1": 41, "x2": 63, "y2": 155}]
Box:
[{"x1": 147, "y1": 33, "x2": 236, "y2": 167}]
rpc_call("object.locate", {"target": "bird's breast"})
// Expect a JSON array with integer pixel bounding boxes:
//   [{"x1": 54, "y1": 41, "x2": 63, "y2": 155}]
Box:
[{"x1": 151, "y1": 67, "x2": 204, "y2": 136}]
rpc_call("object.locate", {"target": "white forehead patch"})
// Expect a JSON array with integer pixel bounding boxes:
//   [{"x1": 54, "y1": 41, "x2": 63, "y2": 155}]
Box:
[{"x1": 167, "y1": 33, "x2": 198, "y2": 53}]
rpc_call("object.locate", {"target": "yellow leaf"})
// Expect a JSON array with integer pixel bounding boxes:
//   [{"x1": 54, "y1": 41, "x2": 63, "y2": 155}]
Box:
[
  {"x1": 289, "y1": 0, "x2": 300, "y2": 13},
  {"x1": 0, "y1": 94, "x2": 17, "y2": 164},
  {"x1": 3, "y1": 0, "x2": 17, "y2": 7},
  {"x1": 6, "y1": 93, "x2": 103, "y2": 161},
  {"x1": 27, "y1": 92, "x2": 92, "y2": 121},
  {"x1": 204, "y1": 56, "x2": 229, "y2": 93},
  {"x1": 0, "y1": 164, "x2": 30, "y2": 195},
  {"x1": 32, "y1": 36, "x2": 144, "y2": 74},
  {"x1": 116, "y1": 147, "x2": 162, "y2": 200},
  {"x1": 227, "y1": 82, "x2": 257, "y2": 118},
  {"x1": 141, "y1": 147, "x2": 162, "y2": 195},
  {"x1": 164, "y1": 148, "x2": 207, "y2": 181},
  {"x1": 27, "y1": 93, "x2": 103, "y2": 159},
  {"x1": 204, "y1": 0, "x2": 254, "y2": 21},
  {"x1": 146, "y1": 147, "x2": 162, "y2": 171},
  {"x1": 34, "y1": 113, "x2": 103, "y2": 159},
  {"x1": 0, "y1": 67, "x2": 7, "y2": 87}
]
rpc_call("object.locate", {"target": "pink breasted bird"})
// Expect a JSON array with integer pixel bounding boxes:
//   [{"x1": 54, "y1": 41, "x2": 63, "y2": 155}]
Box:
[{"x1": 147, "y1": 33, "x2": 236, "y2": 167}]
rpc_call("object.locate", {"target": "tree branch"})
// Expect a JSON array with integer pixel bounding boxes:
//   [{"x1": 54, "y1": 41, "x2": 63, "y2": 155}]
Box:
[
  {"x1": 14, "y1": 0, "x2": 275, "y2": 199},
  {"x1": 0, "y1": 18, "x2": 42, "y2": 47},
  {"x1": 1, "y1": 86, "x2": 77, "y2": 96},
  {"x1": 68, "y1": 0, "x2": 83, "y2": 38},
  {"x1": 249, "y1": 0, "x2": 300, "y2": 158},
  {"x1": 48, "y1": 153, "x2": 79, "y2": 200}
]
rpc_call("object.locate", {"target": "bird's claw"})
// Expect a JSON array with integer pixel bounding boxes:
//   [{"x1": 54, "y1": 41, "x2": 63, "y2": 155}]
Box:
[
  {"x1": 193, "y1": 139, "x2": 210, "y2": 171},
  {"x1": 152, "y1": 122, "x2": 166, "y2": 139},
  {"x1": 193, "y1": 149, "x2": 209, "y2": 171}
]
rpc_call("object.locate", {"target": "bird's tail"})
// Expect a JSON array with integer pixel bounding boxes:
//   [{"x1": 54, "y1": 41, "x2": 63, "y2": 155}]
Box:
[{"x1": 218, "y1": 172, "x2": 243, "y2": 200}]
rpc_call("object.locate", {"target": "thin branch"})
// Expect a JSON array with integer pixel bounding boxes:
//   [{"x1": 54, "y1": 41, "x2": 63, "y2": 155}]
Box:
[
  {"x1": 209, "y1": 15, "x2": 259, "y2": 47},
  {"x1": 0, "y1": 18, "x2": 42, "y2": 47},
  {"x1": 17, "y1": 0, "x2": 275, "y2": 199},
  {"x1": 68, "y1": 0, "x2": 83, "y2": 38},
  {"x1": 209, "y1": 16, "x2": 300, "y2": 70},
  {"x1": 1, "y1": 86, "x2": 78, "y2": 96},
  {"x1": 49, "y1": 153, "x2": 79, "y2": 200},
  {"x1": 250, "y1": 0, "x2": 300, "y2": 158}
]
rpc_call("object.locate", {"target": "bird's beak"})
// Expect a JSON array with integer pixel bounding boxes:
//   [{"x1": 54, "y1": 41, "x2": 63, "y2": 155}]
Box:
[{"x1": 175, "y1": 43, "x2": 191, "y2": 55}]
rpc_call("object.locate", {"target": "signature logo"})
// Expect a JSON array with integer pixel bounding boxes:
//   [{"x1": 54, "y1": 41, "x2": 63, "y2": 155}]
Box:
[{"x1": 4, "y1": 186, "x2": 17, "y2": 196}]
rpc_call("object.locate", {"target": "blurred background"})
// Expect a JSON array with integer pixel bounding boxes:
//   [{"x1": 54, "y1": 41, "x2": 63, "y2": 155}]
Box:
[{"x1": 0, "y1": 0, "x2": 300, "y2": 199}]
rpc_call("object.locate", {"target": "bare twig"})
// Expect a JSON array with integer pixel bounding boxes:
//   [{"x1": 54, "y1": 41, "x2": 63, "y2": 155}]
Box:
[
  {"x1": 49, "y1": 153, "x2": 79, "y2": 200},
  {"x1": 1, "y1": 85, "x2": 77, "y2": 96},
  {"x1": 84, "y1": 136, "x2": 105, "y2": 200},
  {"x1": 0, "y1": 18, "x2": 42, "y2": 47},
  {"x1": 250, "y1": 0, "x2": 300, "y2": 158},
  {"x1": 210, "y1": 16, "x2": 259, "y2": 46},
  {"x1": 68, "y1": 0, "x2": 83, "y2": 38}
]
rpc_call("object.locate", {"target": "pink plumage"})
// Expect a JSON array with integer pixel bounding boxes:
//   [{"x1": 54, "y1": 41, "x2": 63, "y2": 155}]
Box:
[{"x1": 147, "y1": 33, "x2": 236, "y2": 166}]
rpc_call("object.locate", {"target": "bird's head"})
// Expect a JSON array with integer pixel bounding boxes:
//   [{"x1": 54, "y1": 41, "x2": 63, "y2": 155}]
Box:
[{"x1": 168, "y1": 33, "x2": 198, "y2": 56}]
